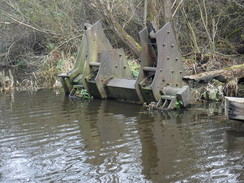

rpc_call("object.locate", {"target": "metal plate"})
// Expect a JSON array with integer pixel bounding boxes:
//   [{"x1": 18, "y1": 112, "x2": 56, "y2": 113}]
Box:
[
  {"x1": 106, "y1": 79, "x2": 140, "y2": 103},
  {"x1": 106, "y1": 78, "x2": 136, "y2": 89},
  {"x1": 135, "y1": 27, "x2": 157, "y2": 103},
  {"x1": 81, "y1": 20, "x2": 112, "y2": 94},
  {"x1": 151, "y1": 23, "x2": 187, "y2": 101},
  {"x1": 58, "y1": 34, "x2": 87, "y2": 94},
  {"x1": 95, "y1": 49, "x2": 133, "y2": 98}
]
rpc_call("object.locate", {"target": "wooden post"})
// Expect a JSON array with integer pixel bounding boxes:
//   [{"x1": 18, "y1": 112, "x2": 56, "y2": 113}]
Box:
[{"x1": 225, "y1": 97, "x2": 244, "y2": 121}]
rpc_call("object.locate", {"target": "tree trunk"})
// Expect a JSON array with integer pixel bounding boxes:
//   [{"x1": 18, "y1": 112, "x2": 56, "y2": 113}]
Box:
[
  {"x1": 162, "y1": 0, "x2": 177, "y2": 36},
  {"x1": 183, "y1": 64, "x2": 244, "y2": 83},
  {"x1": 144, "y1": 0, "x2": 148, "y2": 26},
  {"x1": 107, "y1": 16, "x2": 141, "y2": 57},
  {"x1": 148, "y1": 0, "x2": 160, "y2": 29},
  {"x1": 85, "y1": 1, "x2": 141, "y2": 58},
  {"x1": 162, "y1": 0, "x2": 172, "y2": 23}
]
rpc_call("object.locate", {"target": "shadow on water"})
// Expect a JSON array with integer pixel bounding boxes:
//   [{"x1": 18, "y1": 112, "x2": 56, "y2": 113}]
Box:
[{"x1": 0, "y1": 90, "x2": 243, "y2": 182}]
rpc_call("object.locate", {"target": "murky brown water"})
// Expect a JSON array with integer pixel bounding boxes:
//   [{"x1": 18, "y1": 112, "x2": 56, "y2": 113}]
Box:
[{"x1": 0, "y1": 90, "x2": 243, "y2": 183}]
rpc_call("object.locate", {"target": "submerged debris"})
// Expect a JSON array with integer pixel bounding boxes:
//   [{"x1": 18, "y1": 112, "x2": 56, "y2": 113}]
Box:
[
  {"x1": 223, "y1": 78, "x2": 239, "y2": 97},
  {"x1": 0, "y1": 69, "x2": 14, "y2": 92},
  {"x1": 70, "y1": 89, "x2": 93, "y2": 100}
]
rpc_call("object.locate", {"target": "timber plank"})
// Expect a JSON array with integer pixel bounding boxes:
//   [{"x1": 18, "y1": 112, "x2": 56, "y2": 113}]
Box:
[{"x1": 225, "y1": 97, "x2": 244, "y2": 121}]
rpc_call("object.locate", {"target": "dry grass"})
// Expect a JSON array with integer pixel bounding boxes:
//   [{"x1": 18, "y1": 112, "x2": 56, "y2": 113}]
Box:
[{"x1": 0, "y1": 0, "x2": 243, "y2": 92}]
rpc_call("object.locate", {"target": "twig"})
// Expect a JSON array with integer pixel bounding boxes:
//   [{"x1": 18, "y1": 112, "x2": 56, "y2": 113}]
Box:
[
  {"x1": 5, "y1": 14, "x2": 49, "y2": 34},
  {"x1": 196, "y1": 0, "x2": 214, "y2": 50},
  {"x1": 232, "y1": 0, "x2": 244, "y2": 8},
  {"x1": 172, "y1": 0, "x2": 184, "y2": 18},
  {"x1": 48, "y1": 35, "x2": 83, "y2": 55},
  {"x1": 171, "y1": 0, "x2": 178, "y2": 9}
]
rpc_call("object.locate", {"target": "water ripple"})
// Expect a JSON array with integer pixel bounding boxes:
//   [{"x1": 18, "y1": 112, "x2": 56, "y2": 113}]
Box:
[{"x1": 0, "y1": 91, "x2": 243, "y2": 182}]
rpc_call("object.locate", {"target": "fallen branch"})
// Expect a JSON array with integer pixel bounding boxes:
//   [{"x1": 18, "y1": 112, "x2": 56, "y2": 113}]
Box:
[{"x1": 183, "y1": 64, "x2": 244, "y2": 83}]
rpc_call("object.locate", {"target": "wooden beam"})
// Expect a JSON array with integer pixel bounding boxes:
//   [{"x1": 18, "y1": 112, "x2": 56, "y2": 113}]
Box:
[
  {"x1": 225, "y1": 97, "x2": 244, "y2": 121},
  {"x1": 184, "y1": 64, "x2": 244, "y2": 83}
]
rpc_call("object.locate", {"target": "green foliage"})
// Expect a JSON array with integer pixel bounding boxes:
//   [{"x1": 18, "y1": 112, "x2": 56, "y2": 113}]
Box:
[
  {"x1": 128, "y1": 60, "x2": 140, "y2": 78},
  {"x1": 174, "y1": 100, "x2": 183, "y2": 110},
  {"x1": 56, "y1": 58, "x2": 65, "y2": 71},
  {"x1": 1, "y1": 0, "x2": 244, "y2": 89},
  {"x1": 46, "y1": 43, "x2": 56, "y2": 51},
  {"x1": 76, "y1": 89, "x2": 93, "y2": 100},
  {"x1": 15, "y1": 59, "x2": 27, "y2": 68}
]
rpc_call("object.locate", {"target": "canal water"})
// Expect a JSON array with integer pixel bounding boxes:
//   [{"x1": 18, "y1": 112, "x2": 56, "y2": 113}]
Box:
[{"x1": 0, "y1": 90, "x2": 243, "y2": 183}]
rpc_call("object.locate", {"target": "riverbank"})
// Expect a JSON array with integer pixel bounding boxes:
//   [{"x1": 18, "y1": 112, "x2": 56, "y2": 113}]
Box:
[{"x1": 1, "y1": 53, "x2": 243, "y2": 103}]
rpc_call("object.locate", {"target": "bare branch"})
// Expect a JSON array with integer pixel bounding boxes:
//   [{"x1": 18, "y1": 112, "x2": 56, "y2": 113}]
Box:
[{"x1": 172, "y1": 0, "x2": 184, "y2": 18}]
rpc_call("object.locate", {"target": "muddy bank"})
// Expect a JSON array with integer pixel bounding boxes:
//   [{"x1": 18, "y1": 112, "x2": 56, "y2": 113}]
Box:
[
  {"x1": 0, "y1": 67, "x2": 62, "y2": 92},
  {"x1": 1, "y1": 53, "x2": 243, "y2": 103}
]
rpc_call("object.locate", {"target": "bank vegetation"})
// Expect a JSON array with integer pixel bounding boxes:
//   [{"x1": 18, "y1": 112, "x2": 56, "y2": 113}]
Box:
[{"x1": 0, "y1": 0, "x2": 243, "y2": 98}]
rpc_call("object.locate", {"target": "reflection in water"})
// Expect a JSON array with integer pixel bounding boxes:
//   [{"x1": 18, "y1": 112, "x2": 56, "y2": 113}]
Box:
[{"x1": 0, "y1": 90, "x2": 243, "y2": 182}]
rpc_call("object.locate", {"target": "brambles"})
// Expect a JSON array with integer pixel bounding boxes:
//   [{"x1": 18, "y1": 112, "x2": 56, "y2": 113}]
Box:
[{"x1": 0, "y1": 0, "x2": 243, "y2": 91}]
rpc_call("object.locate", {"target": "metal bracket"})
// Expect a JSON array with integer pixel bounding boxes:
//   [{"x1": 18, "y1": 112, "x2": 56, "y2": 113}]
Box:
[
  {"x1": 59, "y1": 21, "x2": 192, "y2": 109},
  {"x1": 58, "y1": 32, "x2": 87, "y2": 95},
  {"x1": 156, "y1": 95, "x2": 177, "y2": 110},
  {"x1": 69, "y1": 85, "x2": 84, "y2": 99},
  {"x1": 135, "y1": 27, "x2": 158, "y2": 103},
  {"x1": 81, "y1": 20, "x2": 112, "y2": 96},
  {"x1": 156, "y1": 85, "x2": 191, "y2": 110},
  {"x1": 152, "y1": 22, "x2": 187, "y2": 101},
  {"x1": 94, "y1": 49, "x2": 133, "y2": 99},
  {"x1": 136, "y1": 23, "x2": 188, "y2": 104}
]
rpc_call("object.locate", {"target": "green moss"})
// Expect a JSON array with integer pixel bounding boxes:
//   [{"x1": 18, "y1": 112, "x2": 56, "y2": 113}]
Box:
[
  {"x1": 136, "y1": 42, "x2": 142, "y2": 51},
  {"x1": 128, "y1": 60, "x2": 140, "y2": 78},
  {"x1": 125, "y1": 35, "x2": 141, "y2": 51},
  {"x1": 223, "y1": 64, "x2": 244, "y2": 70}
]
